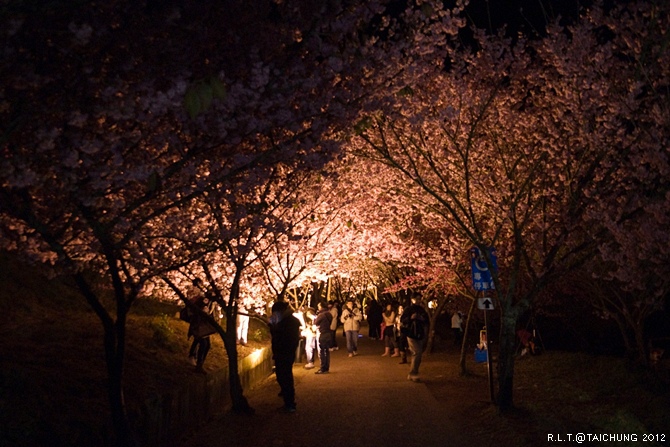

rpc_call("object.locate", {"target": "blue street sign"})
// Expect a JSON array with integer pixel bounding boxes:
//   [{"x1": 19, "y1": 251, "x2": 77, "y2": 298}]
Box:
[{"x1": 471, "y1": 246, "x2": 497, "y2": 291}]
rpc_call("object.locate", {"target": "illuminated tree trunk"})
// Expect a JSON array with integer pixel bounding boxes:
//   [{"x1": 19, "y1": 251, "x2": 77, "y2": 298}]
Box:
[{"x1": 224, "y1": 267, "x2": 254, "y2": 414}]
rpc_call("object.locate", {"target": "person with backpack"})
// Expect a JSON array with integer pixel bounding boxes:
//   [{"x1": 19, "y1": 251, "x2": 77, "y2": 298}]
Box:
[
  {"x1": 187, "y1": 293, "x2": 217, "y2": 374},
  {"x1": 400, "y1": 299, "x2": 429, "y2": 382}
]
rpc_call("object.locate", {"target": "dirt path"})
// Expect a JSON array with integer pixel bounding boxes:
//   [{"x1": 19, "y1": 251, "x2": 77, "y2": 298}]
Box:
[{"x1": 179, "y1": 332, "x2": 493, "y2": 447}]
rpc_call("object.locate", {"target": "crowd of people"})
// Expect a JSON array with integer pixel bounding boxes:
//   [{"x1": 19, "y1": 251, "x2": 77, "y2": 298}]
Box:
[
  {"x1": 180, "y1": 292, "x2": 498, "y2": 413},
  {"x1": 276, "y1": 297, "x2": 431, "y2": 385},
  {"x1": 261, "y1": 297, "x2": 490, "y2": 417},
  {"x1": 180, "y1": 289, "x2": 548, "y2": 417}
]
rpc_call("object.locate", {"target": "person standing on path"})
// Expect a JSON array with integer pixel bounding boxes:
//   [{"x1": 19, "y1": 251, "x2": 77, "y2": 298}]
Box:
[
  {"x1": 328, "y1": 300, "x2": 340, "y2": 351},
  {"x1": 395, "y1": 304, "x2": 408, "y2": 364},
  {"x1": 301, "y1": 307, "x2": 318, "y2": 369},
  {"x1": 400, "y1": 300, "x2": 429, "y2": 382},
  {"x1": 365, "y1": 298, "x2": 383, "y2": 340},
  {"x1": 314, "y1": 301, "x2": 333, "y2": 374},
  {"x1": 340, "y1": 299, "x2": 363, "y2": 357},
  {"x1": 381, "y1": 303, "x2": 399, "y2": 357},
  {"x1": 451, "y1": 311, "x2": 463, "y2": 346},
  {"x1": 269, "y1": 301, "x2": 301, "y2": 412}
]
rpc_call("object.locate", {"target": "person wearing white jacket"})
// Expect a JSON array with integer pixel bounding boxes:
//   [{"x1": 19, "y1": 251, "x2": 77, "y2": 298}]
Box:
[{"x1": 340, "y1": 299, "x2": 363, "y2": 357}]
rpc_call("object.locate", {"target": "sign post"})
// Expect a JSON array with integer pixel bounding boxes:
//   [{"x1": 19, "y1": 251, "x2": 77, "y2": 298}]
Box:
[{"x1": 471, "y1": 246, "x2": 497, "y2": 403}]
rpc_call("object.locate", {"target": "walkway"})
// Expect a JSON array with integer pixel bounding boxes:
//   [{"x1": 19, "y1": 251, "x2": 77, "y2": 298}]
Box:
[{"x1": 179, "y1": 331, "x2": 475, "y2": 447}]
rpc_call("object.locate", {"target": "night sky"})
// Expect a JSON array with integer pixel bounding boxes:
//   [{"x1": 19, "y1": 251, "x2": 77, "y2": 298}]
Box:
[{"x1": 461, "y1": 0, "x2": 630, "y2": 35}]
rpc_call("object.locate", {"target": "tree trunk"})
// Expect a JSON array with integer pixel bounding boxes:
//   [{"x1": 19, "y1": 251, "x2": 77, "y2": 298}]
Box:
[
  {"x1": 311, "y1": 280, "x2": 326, "y2": 304},
  {"x1": 459, "y1": 298, "x2": 477, "y2": 376},
  {"x1": 223, "y1": 270, "x2": 254, "y2": 415},
  {"x1": 74, "y1": 271, "x2": 137, "y2": 447},
  {"x1": 426, "y1": 307, "x2": 436, "y2": 355},
  {"x1": 103, "y1": 323, "x2": 137, "y2": 447},
  {"x1": 612, "y1": 310, "x2": 647, "y2": 366},
  {"x1": 633, "y1": 326, "x2": 648, "y2": 366},
  {"x1": 224, "y1": 305, "x2": 254, "y2": 414},
  {"x1": 496, "y1": 310, "x2": 519, "y2": 411},
  {"x1": 611, "y1": 314, "x2": 635, "y2": 360}
]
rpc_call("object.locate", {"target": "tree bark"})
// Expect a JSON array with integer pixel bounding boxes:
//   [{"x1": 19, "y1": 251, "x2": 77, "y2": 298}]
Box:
[
  {"x1": 73, "y1": 270, "x2": 137, "y2": 447},
  {"x1": 104, "y1": 328, "x2": 137, "y2": 447},
  {"x1": 459, "y1": 298, "x2": 477, "y2": 376},
  {"x1": 223, "y1": 269, "x2": 254, "y2": 414},
  {"x1": 496, "y1": 309, "x2": 520, "y2": 411},
  {"x1": 224, "y1": 304, "x2": 254, "y2": 414}
]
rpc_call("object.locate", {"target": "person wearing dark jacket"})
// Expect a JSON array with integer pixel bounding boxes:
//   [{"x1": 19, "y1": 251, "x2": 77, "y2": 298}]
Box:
[
  {"x1": 269, "y1": 301, "x2": 301, "y2": 412},
  {"x1": 187, "y1": 294, "x2": 216, "y2": 374},
  {"x1": 313, "y1": 301, "x2": 333, "y2": 374},
  {"x1": 400, "y1": 300, "x2": 429, "y2": 382},
  {"x1": 365, "y1": 299, "x2": 383, "y2": 340}
]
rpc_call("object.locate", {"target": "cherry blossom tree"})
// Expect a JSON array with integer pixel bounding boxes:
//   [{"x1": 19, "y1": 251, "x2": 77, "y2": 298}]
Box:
[
  {"x1": 494, "y1": 0, "x2": 670, "y2": 367},
  {"x1": 2, "y1": 2, "x2": 471, "y2": 442},
  {"x1": 577, "y1": 2, "x2": 670, "y2": 365},
  {"x1": 350, "y1": 0, "x2": 670, "y2": 410},
  {"x1": 153, "y1": 160, "x2": 377, "y2": 414},
  {"x1": 252, "y1": 167, "x2": 350, "y2": 301}
]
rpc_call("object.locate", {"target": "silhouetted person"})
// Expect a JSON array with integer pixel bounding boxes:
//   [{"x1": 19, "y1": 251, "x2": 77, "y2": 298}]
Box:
[
  {"x1": 517, "y1": 328, "x2": 537, "y2": 356},
  {"x1": 269, "y1": 301, "x2": 301, "y2": 412},
  {"x1": 366, "y1": 299, "x2": 383, "y2": 340},
  {"x1": 188, "y1": 293, "x2": 216, "y2": 374},
  {"x1": 400, "y1": 300, "x2": 429, "y2": 382},
  {"x1": 314, "y1": 301, "x2": 333, "y2": 374}
]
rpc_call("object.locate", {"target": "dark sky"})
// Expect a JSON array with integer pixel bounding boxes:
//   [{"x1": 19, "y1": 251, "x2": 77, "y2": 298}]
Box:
[
  {"x1": 465, "y1": 0, "x2": 584, "y2": 29},
  {"x1": 461, "y1": 0, "x2": 628, "y2": 35}
]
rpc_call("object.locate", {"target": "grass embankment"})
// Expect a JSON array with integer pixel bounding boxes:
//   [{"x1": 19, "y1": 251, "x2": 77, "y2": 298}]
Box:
[
  {"x1": 426, "y1": 343, "x2": 670, "y2": 447},
  {"x1": 0, "y1": 253, "x2": 269, "y2": 447}
]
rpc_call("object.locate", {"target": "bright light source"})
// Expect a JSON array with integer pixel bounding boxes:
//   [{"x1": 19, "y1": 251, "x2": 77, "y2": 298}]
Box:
[{"x1": 246, "y1": 348, "x2": 266, "y2": 368}]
